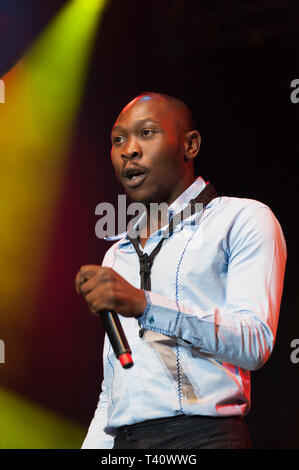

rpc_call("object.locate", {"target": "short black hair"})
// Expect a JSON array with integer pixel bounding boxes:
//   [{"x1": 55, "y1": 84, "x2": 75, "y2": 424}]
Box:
[{"x1": 134, "y1": 91, "x2": 198, "y2": 136}]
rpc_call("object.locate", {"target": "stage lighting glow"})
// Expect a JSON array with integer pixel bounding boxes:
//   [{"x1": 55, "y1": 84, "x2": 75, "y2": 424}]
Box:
[
  {"x1": 75, "y1": 0, "x2": 106, "y2": 12},
  {"x1": 0, "y1": 0, "x2": 106, "y2": 320},
  {"x1": 0, "y1": 0, "x2": 107, "y2": 449},
  {"x1": 0, "y1": 388, "x2": 85, "y2": 449}
]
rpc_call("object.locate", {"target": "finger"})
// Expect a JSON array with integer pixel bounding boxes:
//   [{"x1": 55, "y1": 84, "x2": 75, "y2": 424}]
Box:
[
  {"x1": 85, "y1": 286, "x2": 108, "y2": 315},
  {"x1": 75, "y1": 271, "x2": 84, "y2": 294},
  {"x1": 79, "y1": 274, "x2": 100, "y2": 296},
  {"x1": 75, "y1": 265, "x2": 100, "y2": 294},
  {"x1": 79, "y1": 266, "x2": 112, "y2": 295}
]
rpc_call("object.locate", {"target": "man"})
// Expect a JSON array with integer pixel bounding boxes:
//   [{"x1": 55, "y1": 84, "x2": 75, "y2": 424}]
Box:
[{"x1": 75, "y1": 92, "x2": 287, "y2": 449}]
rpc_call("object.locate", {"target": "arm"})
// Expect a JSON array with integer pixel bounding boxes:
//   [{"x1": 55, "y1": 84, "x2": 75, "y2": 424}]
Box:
[{"x1": 138, "y1": 205, "x2": 287, "y2": 371}]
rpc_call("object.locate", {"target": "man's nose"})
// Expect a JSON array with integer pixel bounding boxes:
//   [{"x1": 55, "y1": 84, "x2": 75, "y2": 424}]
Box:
[{"x1": 121, "y1": 137, "x2": 142, "y2": 160}]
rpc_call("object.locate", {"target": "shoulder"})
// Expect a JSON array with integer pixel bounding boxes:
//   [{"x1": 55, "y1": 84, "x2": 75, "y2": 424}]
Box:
[
  {"x1": 215, "y1": 196, "x2": 285, "y2": 248},
  {"x1": 101, "y1": 237, "x2": 127, "y2": 267},
  {"x1": 217, "y1": 195, "x2": 268, "y2": 212},
  {"x1": 214, "y1": 195, "x2": 280, "y2": 225}
]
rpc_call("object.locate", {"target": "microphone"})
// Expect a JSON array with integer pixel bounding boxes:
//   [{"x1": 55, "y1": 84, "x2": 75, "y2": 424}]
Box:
[{"x1": 99, "y1": 310, "x2": 134, "y2": 369}]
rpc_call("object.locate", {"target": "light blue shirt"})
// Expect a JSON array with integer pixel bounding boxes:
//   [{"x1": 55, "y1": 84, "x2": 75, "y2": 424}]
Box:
[{"x1": 82, "y1": 176, "x2": 287, "y2": 449}]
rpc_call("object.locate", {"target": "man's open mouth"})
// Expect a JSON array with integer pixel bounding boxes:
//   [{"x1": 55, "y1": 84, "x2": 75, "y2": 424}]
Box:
[{"x1": 123, "y1": 167, "x2": 148, "y2": 188}]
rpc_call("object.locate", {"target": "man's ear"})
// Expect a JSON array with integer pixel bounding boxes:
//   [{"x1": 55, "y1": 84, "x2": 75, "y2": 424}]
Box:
[{"x1": 184, "y1": 130, "x2": 201, "y2": 162}]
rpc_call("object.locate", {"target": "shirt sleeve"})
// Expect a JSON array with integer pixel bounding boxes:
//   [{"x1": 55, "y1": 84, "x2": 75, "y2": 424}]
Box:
[
  {"x1": 138, "y1": 204, "x2": 287, "y2": 371},
  {"x1": 81, "y1": 378, "x2": 114, "y2": 449}
]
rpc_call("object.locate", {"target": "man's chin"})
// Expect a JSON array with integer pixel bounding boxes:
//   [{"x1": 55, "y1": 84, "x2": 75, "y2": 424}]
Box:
[
  {"x1": 124, "y1": 187, "x2": 153, "y2": 205},
  {"x1": 127, "y1": 193, "x2": 152, "y2": 207}
]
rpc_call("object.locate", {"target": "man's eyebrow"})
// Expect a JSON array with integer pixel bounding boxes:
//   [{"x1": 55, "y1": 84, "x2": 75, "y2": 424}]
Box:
[{"x1": 111, "y1": 118, "x2": 160, "y2": 133}]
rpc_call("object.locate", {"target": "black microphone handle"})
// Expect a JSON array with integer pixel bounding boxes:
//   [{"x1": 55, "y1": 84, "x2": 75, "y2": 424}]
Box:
[{"x1": 99, "y1": 310, "x2": 133, "y2": 368}]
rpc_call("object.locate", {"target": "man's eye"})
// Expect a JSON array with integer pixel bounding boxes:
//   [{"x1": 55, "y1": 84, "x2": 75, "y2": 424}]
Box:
[
  {"x1": 141, "y1": 129, "x2": 154, "y2": 137},
  {"x1": 113, "y1": 136, "x2": 124, "y2": 144}
]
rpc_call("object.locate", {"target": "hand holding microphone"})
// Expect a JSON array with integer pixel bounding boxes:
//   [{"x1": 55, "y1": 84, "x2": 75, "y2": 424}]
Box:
[{"x1": 75, "y1": 265, "x2": 147, "y2": 369}]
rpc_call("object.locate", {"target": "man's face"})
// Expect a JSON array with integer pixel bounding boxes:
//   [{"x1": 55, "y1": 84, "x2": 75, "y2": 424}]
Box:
[{"x1": 110, "y1": 96, "x2": 187, "y2": 205}]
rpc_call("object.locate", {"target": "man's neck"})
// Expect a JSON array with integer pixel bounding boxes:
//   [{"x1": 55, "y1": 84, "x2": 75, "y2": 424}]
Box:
[{"x1": 140, "y1": 175, "x2": 196, "y2": 242}]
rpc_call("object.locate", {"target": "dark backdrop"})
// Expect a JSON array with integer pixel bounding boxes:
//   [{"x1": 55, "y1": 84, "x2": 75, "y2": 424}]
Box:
[{"x1": 1, "y1": 0, "x2": 298, "y2": 449}]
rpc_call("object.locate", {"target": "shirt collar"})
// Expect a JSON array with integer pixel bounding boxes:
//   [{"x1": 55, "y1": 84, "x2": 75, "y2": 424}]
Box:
[
  {"x1": 105, "y1": 176, "x2": 207, "y2": 246},
  {"x1": 168, "y1": 175, "x2": 206, "y2": 215}
]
